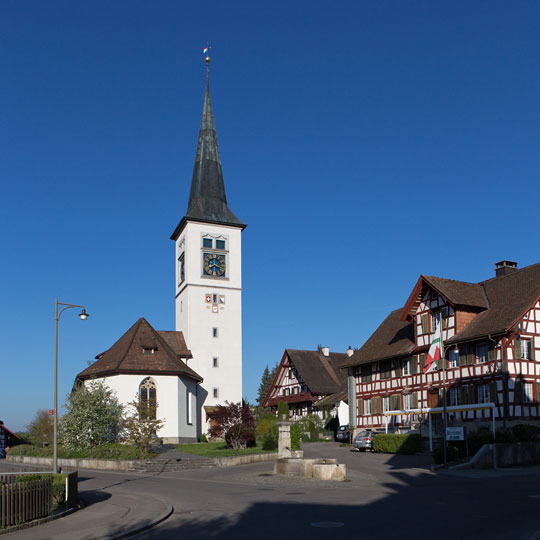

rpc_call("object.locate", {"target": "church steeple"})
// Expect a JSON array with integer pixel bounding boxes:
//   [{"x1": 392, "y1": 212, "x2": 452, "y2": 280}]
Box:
[{"x1": 172, "y1": 57, "x2": 245, "y2": 239}]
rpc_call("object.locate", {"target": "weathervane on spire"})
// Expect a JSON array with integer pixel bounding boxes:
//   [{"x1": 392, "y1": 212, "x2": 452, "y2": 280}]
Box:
[{"x1": 203, "y1": 44, "x2": 211, "y2": 66}]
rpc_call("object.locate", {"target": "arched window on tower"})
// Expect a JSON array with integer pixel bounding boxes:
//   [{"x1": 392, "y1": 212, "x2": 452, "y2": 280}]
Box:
[{"x1": 139, "y1": 378, "x2": 157, "y2": 419}]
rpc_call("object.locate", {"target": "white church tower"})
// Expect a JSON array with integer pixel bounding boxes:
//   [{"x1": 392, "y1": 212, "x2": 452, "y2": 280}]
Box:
[{"x1": 170, "y1": 55, "x2": 246, "y2": 432}]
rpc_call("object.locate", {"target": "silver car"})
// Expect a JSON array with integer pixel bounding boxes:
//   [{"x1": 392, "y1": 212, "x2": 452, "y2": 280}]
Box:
[{"x1": 353, "y1": 430, "x2": 376, "y2": 451}]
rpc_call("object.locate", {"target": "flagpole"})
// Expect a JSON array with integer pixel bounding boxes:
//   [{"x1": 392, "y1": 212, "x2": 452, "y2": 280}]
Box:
[{"x1": 441, "y1": 314, "x2": 448, "y2": 467}]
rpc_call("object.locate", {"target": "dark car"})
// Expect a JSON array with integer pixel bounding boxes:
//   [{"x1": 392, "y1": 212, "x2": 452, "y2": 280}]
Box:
[{"x1": 335, "y1": 424, "x2": 350, "y2": 443}]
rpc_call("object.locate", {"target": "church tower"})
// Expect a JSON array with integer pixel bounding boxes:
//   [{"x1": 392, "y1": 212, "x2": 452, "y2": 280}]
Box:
[{"x1": 171, "y1": 56, "x2": 246, "y2": 430}]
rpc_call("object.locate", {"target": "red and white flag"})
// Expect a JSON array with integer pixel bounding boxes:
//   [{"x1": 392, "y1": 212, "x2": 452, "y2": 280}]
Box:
[{"x1": 423, "y1": 321, "x2": 442, "y2": 373}]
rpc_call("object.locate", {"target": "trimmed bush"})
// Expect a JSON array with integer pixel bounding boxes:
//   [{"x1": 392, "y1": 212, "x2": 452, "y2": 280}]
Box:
[
  {"x1": 17, "y1": 474, "x2": 66, "y2": 508},
  {"x1": 371, "y1": 434, "x2": 422, "y2": 454},
  {"x1": 261, "y1": 425, "x2": 278, "y2": 450},
  {"x1": 199, "y1": 433, "x2": 208, "y2": 443},
  {"x1": 467, "y1": 429, "x2": 494, "y2": 456},
  {"x1": 290, "y1": 424, "x2": 301, "y2": 450},
  {"x1": 512, "y1": 424, "x2": 540, "y2": 442},
  {"x1": 495, "y1": 427, "x2": 516, "y2": 443}
]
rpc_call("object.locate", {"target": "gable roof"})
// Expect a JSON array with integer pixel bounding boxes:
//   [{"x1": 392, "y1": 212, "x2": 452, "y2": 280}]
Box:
[
  {"x1": 447, "y1": 262, "x2": 540, "y2": 343},
  {"x1": 76, "y1": 318, "x2": 202, "y2": 382},
  {"x1": 286, "y1": 349, "x2": 349, "y2": 395},
  {"x1": 342, "y1": 308, "x2": 415, "y2": 368}
]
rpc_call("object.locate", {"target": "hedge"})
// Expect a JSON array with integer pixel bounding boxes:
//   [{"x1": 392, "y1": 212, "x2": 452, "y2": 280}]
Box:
[{"x1": 372, "y1": 434, "x2": 422, "y2": 454}]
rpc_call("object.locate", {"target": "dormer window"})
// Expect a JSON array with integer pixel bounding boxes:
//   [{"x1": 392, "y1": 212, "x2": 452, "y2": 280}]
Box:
[{"x1": 143, "y1": 348, "x2": 155, "y2": 355}]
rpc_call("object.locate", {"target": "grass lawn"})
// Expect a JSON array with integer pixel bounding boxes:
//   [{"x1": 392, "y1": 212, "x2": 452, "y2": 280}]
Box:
[{"x1": 176, "y1": 441, "x2": 275, "y2": 457}]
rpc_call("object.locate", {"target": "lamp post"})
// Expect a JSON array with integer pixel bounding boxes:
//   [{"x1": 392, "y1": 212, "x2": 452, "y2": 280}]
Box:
[{"x1": 54, "y1": 300, "x2": 89, "y2": 473}]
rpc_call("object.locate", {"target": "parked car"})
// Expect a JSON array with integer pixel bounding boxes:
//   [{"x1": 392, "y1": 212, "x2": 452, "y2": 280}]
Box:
[
  {"x1": 335, "y1": 424, "x2": 350, "y2": 443},
  {"x1": 353, "y1": 430, "x2": 377, "y2": 451}
]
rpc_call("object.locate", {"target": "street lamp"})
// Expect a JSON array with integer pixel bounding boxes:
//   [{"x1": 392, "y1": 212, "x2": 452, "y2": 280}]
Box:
[{"x1": 54, "y1": 300, "x2": 89, "y2": 473}]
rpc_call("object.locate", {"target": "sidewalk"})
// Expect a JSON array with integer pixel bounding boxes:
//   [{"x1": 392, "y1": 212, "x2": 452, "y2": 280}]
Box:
[{"x1": 3, "y1": 489, "x2": 172, "y2": 540}]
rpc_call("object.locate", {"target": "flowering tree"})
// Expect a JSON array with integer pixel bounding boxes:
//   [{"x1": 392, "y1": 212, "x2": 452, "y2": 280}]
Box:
[
  {"x1": 122, "y1": 397, "x2": 165, "y2": 453},
  {"x1": 60, "y1": 380, "x2": 123, "y2": 450},
  {"x1": 208, "y1": 401, "x2": 256, "y2": 450}
]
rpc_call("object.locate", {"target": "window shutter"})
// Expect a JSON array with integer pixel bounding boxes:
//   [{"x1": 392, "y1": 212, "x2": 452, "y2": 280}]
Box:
[
  {"x1": 442, "y1": 310, "x2": 448, "y2": 330},
  {"x1": 468, "y1": 385, "x2": 475, "y2": 404},
  {"x1": 391, "y1": 394, "x2": 401, "y2": 410},
  {"x1": 436, "y1": 356, "x2": 443, "y2": 370},
  {"x1": 421, "y1": 314, "x2": 429, "y2": 334},
  {"x1": 488, "y1": 342, "x2": 496, "y2": 362},
  {"x1": 395, "y1": 361, "x2": 402, "y2": 377},
  {"x1": 419, "y1": 353, "x2": 426, "y2": 372},
  {"x1": 514, "y1": 380, "x2": 523, "y2": 403},
  {"x1": 514, "y1": 338, "x2": 522, "y2": 360},
  {"x1": 460, "y1": 345, "x2": 473, "y2": 366},
  {"x1": 411, "y1": 356, "x2": 417, "y2": 375},
  {"x1": 536, "y1": 382, "x2": 540, "y2": 403},
  {"x1": 372, "y1": 396, "x2": 381, "y2": 414},
  {"x1": 459, "y1": 386, "x2": 468, "y2": 405},
  {"x1": 489, "y1": 382, "x2": 498, "y2": 404},
  {"x1": 357, "y1": 398, "x2": 363, "y2": 416},
  {"x1": 412, "y1": 392, "x2": 418, "y2": 409}
]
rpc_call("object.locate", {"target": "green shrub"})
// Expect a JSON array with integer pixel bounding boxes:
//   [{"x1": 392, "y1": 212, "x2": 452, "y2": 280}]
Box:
[
  {"x1": 467, "y1": 429, "x2": 494, "y2": 456},
  {"x1": 433, "y1": 445, "x2": 462, "y2": 464},
  {"x1": 199, "y1": 433, "x2": 208, "y2": 443},
  {"x1": 512, "y1": 424, "x2": 540, "y2": 442},
  {"x1": 372, "y1": 434, "x2": 422, "y2": 454},
  {"x1": 16, "y1": 474, "x2": 66, "y2": 508},
  {"x1": 8, "y1": 442, "x2": 155, "y2": 460},
  {"x1": 290, "y1": 424, "x2": 301, "y2": 450},
  {"x1": 495, "y1": 427, "x2": 516, "y2": 443},
  {"x1": 277, "y1": 401, "x2": 289, "y2": 420},
  {"x1": 256, "y1": 415, "x2": 277, "y2": 439},
  {"x1": 261, "y1": 425, "x2": 278, "y2": 450}
]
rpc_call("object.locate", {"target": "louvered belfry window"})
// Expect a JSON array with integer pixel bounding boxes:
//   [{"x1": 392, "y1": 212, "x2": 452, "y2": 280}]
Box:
[{"x1": 139, "y1": 378, "x2": 157, "y2": 419}]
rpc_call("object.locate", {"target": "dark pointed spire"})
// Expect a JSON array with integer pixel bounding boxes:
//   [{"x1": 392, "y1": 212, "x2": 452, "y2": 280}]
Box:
[{"x1": 182, "y1": 57, "x2": 245, "y2": 229}]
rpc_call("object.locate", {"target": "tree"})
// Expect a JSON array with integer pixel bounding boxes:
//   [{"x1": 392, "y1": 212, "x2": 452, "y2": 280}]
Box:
[
  {"x1": 26, "y1": 409, "x2": 53, "y2": 447},
  {"x1": 277, "y1": 400, "x2": 289, "y2": 420},
  {"x1": 257, "y1": 365, "x2": 275, "y2": 406},
  {"x1": 208, "y1": 401, "x2": 256, "y2": 450},
  {"x1": 60, "y1": 380, "x2": 123, "y2": 450},
  {"x1": 122, "y1": 397, "x2": 165, "y2": 453}
]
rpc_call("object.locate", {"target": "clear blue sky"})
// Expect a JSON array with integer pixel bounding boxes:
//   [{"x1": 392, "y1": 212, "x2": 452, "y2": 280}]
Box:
[{"x1": 2, "y1": 1, "x2": 540, "y2": 431}]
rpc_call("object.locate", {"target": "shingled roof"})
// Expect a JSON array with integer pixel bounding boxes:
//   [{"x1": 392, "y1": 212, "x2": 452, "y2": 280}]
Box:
[
  {"x1": 342, "y1": 309, "x2": 415, "y2": 368},
  {"x1": 287, "y1": 349, "x2": 349, "y2": 395},
  {"x1": 171, "y1": 64, "x2": 245, "y2": 240},
  {"x1": 446, "y1": 261, "x2": 540, "y2": 343},
  {"x1": 423, "y1": 276, "x2": 488, "y2": 309},
  {"x1": 76, "y1": 318, "x2": 202, "y2": 382}
]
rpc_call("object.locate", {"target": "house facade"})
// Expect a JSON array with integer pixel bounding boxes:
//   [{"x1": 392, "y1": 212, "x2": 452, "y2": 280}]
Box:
[
  {"x1": 343, "y1": 260, "x2": 540, "y2": 436},
  {"x1": 262, "y1": 347, "x2": 351, "y2": 420}
]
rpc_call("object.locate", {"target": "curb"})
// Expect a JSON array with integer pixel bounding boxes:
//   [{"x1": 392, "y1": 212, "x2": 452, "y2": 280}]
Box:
[
  {"x1": 109, "y1": 503, "x2": 174, "y2": 540},
  {"x1": 0, "y1": 504, "x2": 78, "y2": 536}
]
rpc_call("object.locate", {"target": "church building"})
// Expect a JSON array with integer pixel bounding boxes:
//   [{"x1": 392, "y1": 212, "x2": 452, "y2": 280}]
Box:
[{"x1": 75, "y1": 55, "x2": 245, "y2": 442}]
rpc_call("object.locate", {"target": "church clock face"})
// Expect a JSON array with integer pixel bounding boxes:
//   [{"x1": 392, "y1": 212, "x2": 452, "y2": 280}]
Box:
[{"x1": 203, "y1": 253, "x2": 226, "y2": 277}]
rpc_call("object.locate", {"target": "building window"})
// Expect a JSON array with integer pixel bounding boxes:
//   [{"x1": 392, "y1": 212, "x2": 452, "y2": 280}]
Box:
[
  {"x1": 383, "y1": 396, "x2": 390, "y2": 412},
  {"x1": 380, "y1": 361, "x2": 391, "y2": 380},
  {"x1": 521, "y1": 340, "x2": 533, "y2": 360},
  {"x1": 403, "y1": 359, "x2": 411, "y2": 376},
  {"x1": 288, "y1": 369, "x2": 292, "y2": 379},
  {"x1": 364, "y1": 399, "x2": 371, "y2": 415},
  {"x1": 360, "y1": 364, "x2": 372, "y2": 382},
  {"x1": 524, "y1": 382, "x2": 534, "y2": 403},
  {"x1": 178, "y1": 253, "x2": 185, "y2": 285},
  {"x1": 216, "y1": 239, "x2": 226, "y2": 250},
  {"x1": 403, "y1": 394, "x2": 411, "y2": 410},
  {"x1": 449, "y1": 348, "x2": 459, "y2": 368},
  {"x1": 213, "y1": 357, "x2": 218, "y2": 367},
  {"x1": 213, "y1": 388, "x2": 219, "y2": 399},
  {"x1": 478, "y1": 384, "x2": 490, "y2": 403},
  {"x1": 212, "y1": 327, "x2": 218, "y2": 338},
  {"x1": 139, "y1": 378, "x2": 157, "y2": 419},
  {"x1": 476, "y1": 343, "x2": 489, "y2": 363},
  {"x1": 203, "y1": 238, "x2": 213, "y2": 248},
  {"x1": 143, "y1": 348, "x2": 154, "y2": 355},
  {"x1": 449, "y1": 387, "x2": 459, "y2": 406},
  {"x1": 187, "y1": 391, "x2": 193, "y2": 425}
]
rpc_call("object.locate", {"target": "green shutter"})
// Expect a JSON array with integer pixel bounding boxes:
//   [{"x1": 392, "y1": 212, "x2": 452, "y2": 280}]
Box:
[
  {"x1": 412, "y1": 392, "x2": 418, "y2": 409},
  {"x1": 411, "y1": 356, "x2": 417, "y2": 375},
  {"x1": 357, "y1": 398, "x2": 363, "y2": 416},
  {"x1": 536, "y1": 382, "x2": 540, "y2": 404},
  {"x1": 514, "y1": 380, "x2": 523, "y2": 403},
  {"x1": 395, "y1": 361, "x2": 402, "y2": 377},
  {"x1": 421, "y1": 314, "x2": 429, "y2": 334},
  {"x1": 436, "y1": 355, "x2": 443, "y2": 370},
  {"x1": 419, "y1": 353, "x2": 426, "y2": 372},
  {"x1": 488, "y1": 342, "x2": 496, "y2": 362},
  {"x1": 514, "y1": 338, "x2": 522, "y2": 360},
  {"x1": 442, "y1": 309, "x2": 448, "y2": 330},
  {"x1": 460, "y1": 344, "x2": 473, "y2": 366},
  {"x1": 459, "y1": 386, "x2": 468, "y2": 405},
  {"x1": 373, "y1": 396, "x2": 382, "y2": 414},
  {"x1": 391, "y1": 394, "x2": 401, "y2": 410},
  {"x1": 489, "y1": 382, "x2": 498, "y2": 404}
]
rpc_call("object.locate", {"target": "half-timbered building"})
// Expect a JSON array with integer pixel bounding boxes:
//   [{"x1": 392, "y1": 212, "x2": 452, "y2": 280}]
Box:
[
  {"x1": 343, "y1": 260, "x2": 540, "y2": 436},
  {"x1": 262, "y1": 347, "x2": 351, "y2": 420}
]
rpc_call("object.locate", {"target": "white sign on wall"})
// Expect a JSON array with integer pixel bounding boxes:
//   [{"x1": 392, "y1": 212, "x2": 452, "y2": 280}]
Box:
[{"x1": 446, "y1": 427, "x2": 464, "y2": 441}]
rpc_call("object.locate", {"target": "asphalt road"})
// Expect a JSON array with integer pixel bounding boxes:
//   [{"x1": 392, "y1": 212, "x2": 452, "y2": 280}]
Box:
[{"x1": 5, "y1": 443, "x2": 540, "y2": 540}]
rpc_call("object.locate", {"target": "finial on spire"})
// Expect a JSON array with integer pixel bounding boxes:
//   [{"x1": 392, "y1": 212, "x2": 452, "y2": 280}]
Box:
[{"x1": 203, "y1": 44, "x2": 211, "y2": 66}]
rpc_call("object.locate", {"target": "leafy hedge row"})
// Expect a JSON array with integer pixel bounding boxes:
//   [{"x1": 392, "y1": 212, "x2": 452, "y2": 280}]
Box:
[
  {"x1": 8, "y1": 443, "x2": 155, "y2": 460},
  {"x1": 16, "y1": 474, "x2": 66, "y2": 508},
  {"x1": 372, "y1": 434, "x2": 422, "y2": 454}
]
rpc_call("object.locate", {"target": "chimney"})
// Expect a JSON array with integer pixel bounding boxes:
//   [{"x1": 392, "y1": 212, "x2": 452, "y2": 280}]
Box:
[
  {"x1": 494, "y1": 260, "x2": 518, "y2": 277},
  {"x1": 321, "y1": 346, "x2": 330, "y2": 357},
  {"x1": 346, "y1": 346, "x2": 354, "y2": 357}
]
